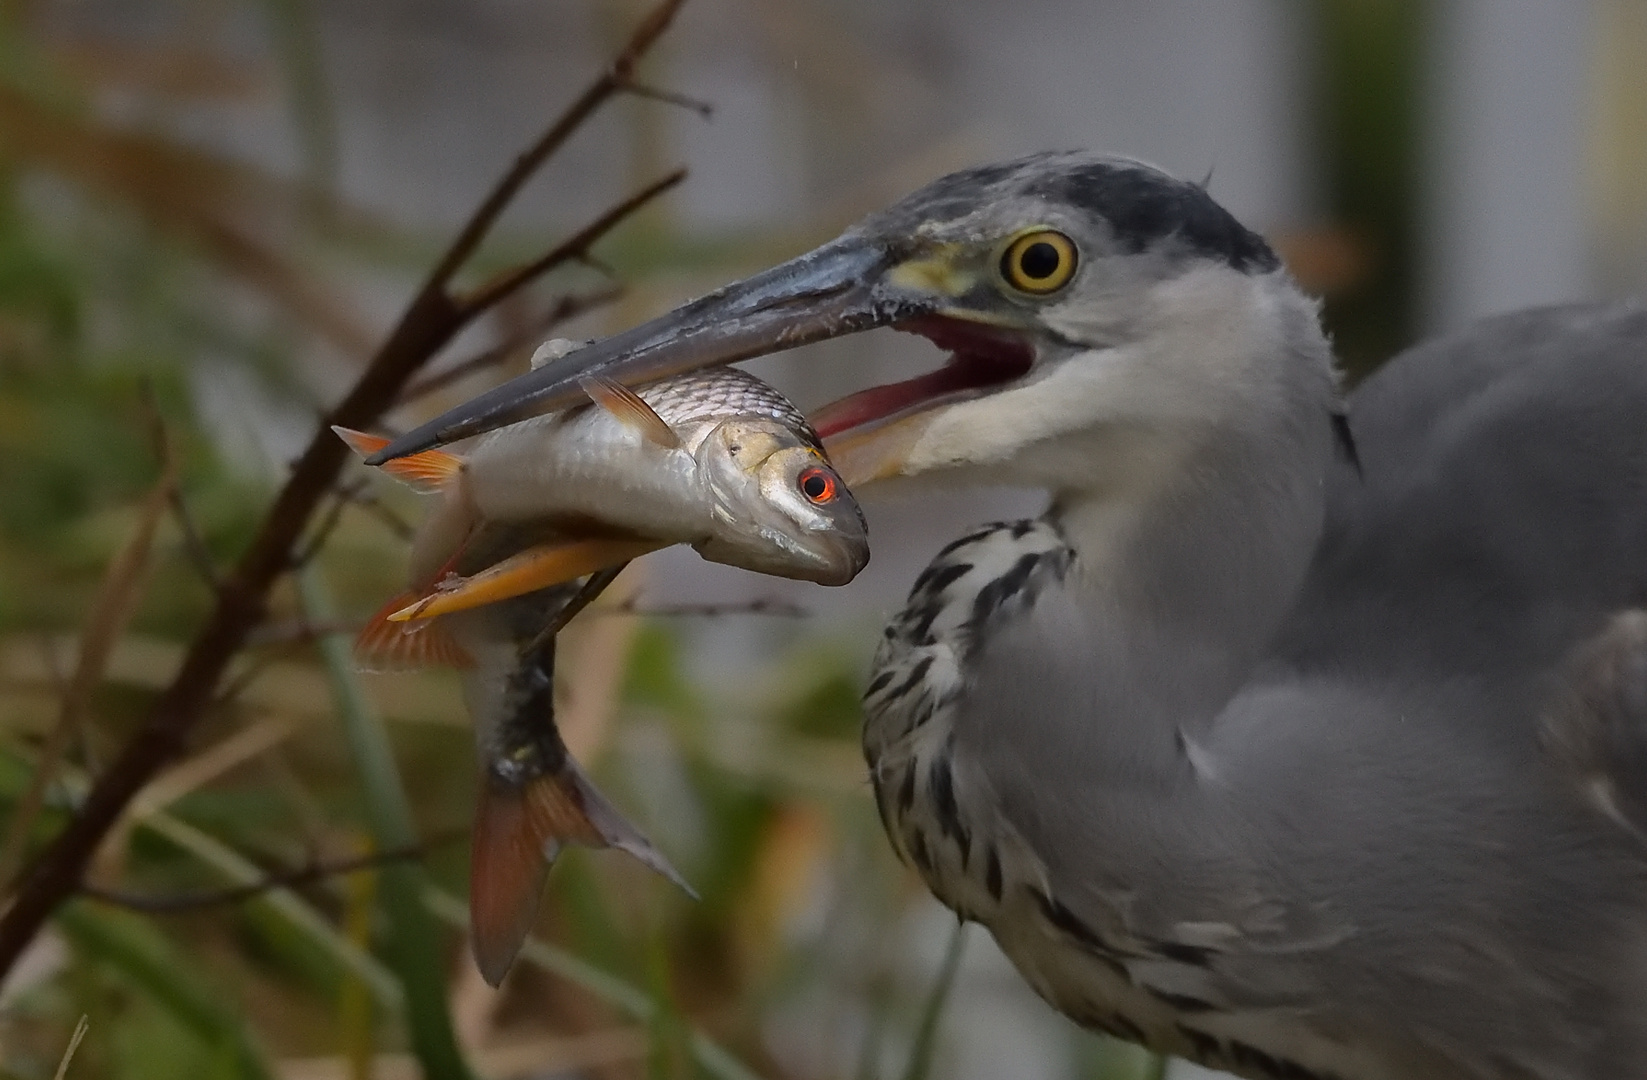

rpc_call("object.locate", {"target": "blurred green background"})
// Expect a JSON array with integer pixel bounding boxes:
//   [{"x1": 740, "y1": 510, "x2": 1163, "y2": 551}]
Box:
[{"x1": 1, "y1": 1, "x2": 1644, "y2": 1078}]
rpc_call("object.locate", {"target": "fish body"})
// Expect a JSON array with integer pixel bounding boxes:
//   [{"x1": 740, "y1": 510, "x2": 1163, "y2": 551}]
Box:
[
  {"x1": 467, "y1": 367, "x2": 815, "y2": 530},
  {"x1": 386, "y1": 366, "x2": 868, "y2": 597},
  {"x1": 336, "y1": 361, "x2": 867, "y2": 985},
  {"x1": 445, "y1": 590, "x2": 686, "y2": 986},
  {"x1": 338, "y1": 365, "x2": 867, "y2": 633}
]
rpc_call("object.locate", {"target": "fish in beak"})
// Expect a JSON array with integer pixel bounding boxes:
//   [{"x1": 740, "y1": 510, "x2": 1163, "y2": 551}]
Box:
[
  {"x1": 340, "y1": 362, "x2": 870, "y2": 665},
  {"x1": 365, "y1": 230, "x2": 1042, "y2": 490},
  {"x1": 368, "y1": 238, "x2": 912, "y2": 462}
]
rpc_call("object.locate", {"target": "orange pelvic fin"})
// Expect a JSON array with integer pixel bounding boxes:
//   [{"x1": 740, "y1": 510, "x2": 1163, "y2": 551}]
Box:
[
  {"x1": 333, "y1": 426, "x2": 464, "y2": 493},
  {"x1": 388, "y1": 538, "x2": 663, "y2": 622},
  {"x1": 469, "y1": 760, "x2": 692, "y2": 986},
  {"x1": 354, "y1": 591, "x2": 474, "y2": 671}
]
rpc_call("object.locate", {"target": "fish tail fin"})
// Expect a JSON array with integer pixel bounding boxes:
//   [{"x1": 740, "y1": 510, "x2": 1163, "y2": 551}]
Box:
[
  {"x1": 468, "y1": 779, "x2": 555, "y2": 987},
  {"x1": 332, "y1": 426, "x2": 463, "y2": 493},
  {"x1": 354, "y1": 591, "x2": 474, "y2": 671},
  {"x1": 468, "y1": 760, "x2": 693, "y2": 986}
]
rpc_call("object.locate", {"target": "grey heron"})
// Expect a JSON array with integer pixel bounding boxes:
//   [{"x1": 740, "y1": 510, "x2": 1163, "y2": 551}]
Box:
[{"x1": 371, "y1": 151, "x2": 1647, "y2": 1080}]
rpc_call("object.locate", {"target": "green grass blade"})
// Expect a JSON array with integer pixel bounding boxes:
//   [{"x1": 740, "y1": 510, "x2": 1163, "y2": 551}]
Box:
[
  {"x1": 53, "y1": 901, "x2": 273, "y2": 1080},
  {"x1": 254, "y1": 0, "x2": 337, "y2": 195},
  {"x1": 901, "y1": 921, "x2": 967, "y2": 1080},
  {"x1": 136, "y1": 809, "x2": 403, "y2": 1010},
  {"x1": 1075, "y1": 1033, "x2": 1168, "y2": 1080},
  {"x1": 296, "y1": 566, "x2": 476, "y2": 1080},
  {"x1": 0, "y1": 747, "x2": 403, "y2": 1010},
  {"x1": 51, "y1": 1014, "x2": 89, "y2": 1080},
  {"x1": 423, "y1": 889, "x2": 767, "y2": 1080}
]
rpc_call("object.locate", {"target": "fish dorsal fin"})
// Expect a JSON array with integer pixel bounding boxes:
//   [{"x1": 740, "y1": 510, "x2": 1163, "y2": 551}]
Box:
[
  {"x1": 333, "y1": 426, "x2": 464, "y2": 493},
  {"x1": 529, "y1": 337, "x2": 589, "y2": 370},
  {"x1": 578, "y1": 376, "x2": 681, "y2": 449}
]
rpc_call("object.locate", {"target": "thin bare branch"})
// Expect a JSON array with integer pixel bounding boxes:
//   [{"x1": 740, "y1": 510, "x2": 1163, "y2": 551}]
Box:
[
  {"x1": 131, "y1": 715, "x2": 304, "y2": 821},
  {"x1": 1, "y1": 451, "x2": 178, "y2": 893},
  {"x1": 0, "y1": 0, "x2": 690, "y2": 976},
  {"x1": 168, "y1": 488, "x2": 221, "y2": 590},
  {"x1": 426, "y1": 0, "x2": 687, "y2": 288},
  {"x1": 456, "y1": 169, "x2": 685, "y2": 317},
  {"x1": 243, "y1": 594, "x2": 807, "y2": 650},
  {"x1": 577, "y1": 251, "x2": 619, "y2": 279},
  {"x1": 245, "y1": 619, "x2": 358, "y2": 648},
  {"x1": 292, "y1": 479, "x2": 368, "y2": 568},
  {"x1": 617, "y1": 78, "x2": 714, "y2": 118},
  {"x1": 597, "y1": 596, "x2": 810, "y2": 619},
  {"x1": 0, "y1": 85, "x2": 378, "y2": 359},
  {"x1": 138, "y1": 385, "x2": 221, "y2": 590},
  {"x1": 341, "y1": 487, "x2": 418, "y2": 542},
  {"x1": 80, "y1": 830, "x2": 464, "y2": 912},
  {"x1": 212, "y1": 654, "x2": 280, "y2": 713},
  {"x1": 401, "y1": 286, "x2": 623, "y2": 403},
  {"x1": 523, "y1": 564, "x2": 630, "y2": 656}
]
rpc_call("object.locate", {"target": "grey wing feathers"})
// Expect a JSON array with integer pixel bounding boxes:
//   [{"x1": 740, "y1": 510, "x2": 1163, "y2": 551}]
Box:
[
  {"x1": 1280, "y1": 299, "x2": 1647, "y2": 692},
  {"x1": 1542, "y1": 610, "x2": 1647, "y2": 840}
]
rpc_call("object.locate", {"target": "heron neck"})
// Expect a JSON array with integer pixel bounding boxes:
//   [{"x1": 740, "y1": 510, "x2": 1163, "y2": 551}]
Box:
[{"x1": 1048, "y1": 379, "x2": 1336, "y2": 738}]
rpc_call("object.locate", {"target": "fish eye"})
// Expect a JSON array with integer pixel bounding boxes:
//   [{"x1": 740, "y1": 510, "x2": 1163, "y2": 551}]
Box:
[
  {"x1": 798, "y1": 466, "x2": 838, "y2": 504},
  {"x1": 1000, "y1": 230, "x2": 1077, "y2": 295}
]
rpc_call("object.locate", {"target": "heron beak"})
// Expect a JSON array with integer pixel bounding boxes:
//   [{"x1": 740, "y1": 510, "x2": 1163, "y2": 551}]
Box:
[{"x1": 367, "y1": 237, "x2": 940, "y2": 464}]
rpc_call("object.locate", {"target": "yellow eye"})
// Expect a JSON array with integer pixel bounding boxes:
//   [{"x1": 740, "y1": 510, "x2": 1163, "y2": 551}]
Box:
[{"x1": 1000, "y1": 230, "x2": 1078, "y2": 294}]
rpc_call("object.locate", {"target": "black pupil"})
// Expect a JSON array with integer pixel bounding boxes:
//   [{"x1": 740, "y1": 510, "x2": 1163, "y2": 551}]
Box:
[
  {"x1": 802, "y1": 472, "x2": 829, "y2": 499},
  {"x1": 1017, "y1": 241, "x2": 1061, "y2": 280}
]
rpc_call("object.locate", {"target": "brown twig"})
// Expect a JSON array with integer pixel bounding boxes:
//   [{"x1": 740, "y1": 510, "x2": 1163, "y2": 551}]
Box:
[
  {"x1": 523, "y1": 564, "x2": 630, "y2": 657},
  {"x1": 211, "y1": 653, "x2": 279, "y2": 713},
  {"x1": 139, "y1": 383, "x2": 222, "y2": 590},
  {"x1": 292, "y1": 479, "x2": 368, "y2": 568},
  {"x1": 243, "y1": 594, "x2": 806, "y2": 652},
  {"x1": 0, "y1": 439, "x2": 179, "y2": 893},
  {"x1": 615, "y1": 78, "x2": 714, "y2": 118},
  {"x1": 0, "y1": 0, "x2": 689, "y2": 978},
  {"x1": 455, "y1": 171, "x2": 683, "y2": 317},
  {"x1": 597, "y1": 595, "x2": 810, "y2": 619},
  {"x1": 401, "y1": 286, "x2": 623, "y2": 403},
  {"x1": 423, "y1": 0, "x2": 685, "y2": 291},
  {"x1": 168, "y1": 487, "x2": 222, "y2": 590},
  {"x1": 343, "y1": 487, "x2": 418, "y2": 542},
  {"x1": 80, "y1": 829, "x2": 465, "y2": 912},
  {"x1": 244, "y1": 619, "x2": 358, "y2": 648}
]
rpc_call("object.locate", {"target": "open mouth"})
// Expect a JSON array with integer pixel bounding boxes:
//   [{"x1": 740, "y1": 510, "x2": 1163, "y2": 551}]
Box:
[{"x1": 810, "y1": 316, "x2": 1034, "y2": 438}]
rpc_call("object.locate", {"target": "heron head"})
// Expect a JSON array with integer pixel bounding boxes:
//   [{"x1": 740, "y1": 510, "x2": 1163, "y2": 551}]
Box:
[{"x1": 370, "y1": 152, "x2": 1334, "y2": 495}]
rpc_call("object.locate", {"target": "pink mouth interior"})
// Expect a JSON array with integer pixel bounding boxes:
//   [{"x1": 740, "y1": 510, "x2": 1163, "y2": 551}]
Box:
[{"x1": 810, "y1": 316, "x2": 1034, "y2": 438}]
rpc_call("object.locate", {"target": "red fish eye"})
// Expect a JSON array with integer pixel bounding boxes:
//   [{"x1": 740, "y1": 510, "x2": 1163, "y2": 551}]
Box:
[{"x1": 798, "y1": 466, "x2": 837, "y2": 504}]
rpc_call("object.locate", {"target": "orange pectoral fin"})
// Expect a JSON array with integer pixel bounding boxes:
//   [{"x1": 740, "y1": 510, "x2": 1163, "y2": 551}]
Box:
[
  {"x1": 354, "y1": 591, "x2": 475, "y2": 671},
  {"x1": 388, "y1": 538, "x2": 663, "y2": 621},
  {"x1": 333, "y1": 426, "x2": 464, "y2": 493}
]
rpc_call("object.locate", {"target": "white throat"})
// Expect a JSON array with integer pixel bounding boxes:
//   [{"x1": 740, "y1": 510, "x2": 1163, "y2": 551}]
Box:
[{"x1": 1039, "y1": 270, "x2": 1340, "y2": 723}]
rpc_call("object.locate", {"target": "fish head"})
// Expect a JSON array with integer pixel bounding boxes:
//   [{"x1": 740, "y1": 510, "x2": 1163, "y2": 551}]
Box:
[{"x1": 691, "y1": 418, "x2": 869, "y2": 586}]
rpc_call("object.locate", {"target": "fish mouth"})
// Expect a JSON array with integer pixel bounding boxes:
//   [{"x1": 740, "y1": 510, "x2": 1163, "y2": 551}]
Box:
[
  {"x1": 694, "y1": 527, "x2": 869, "y2": 587},
  {"x1": 792, "y1": 532, "x2": 871, "y2": 587},
  {"x1": 810, "y1": 316, "x2": 1036, "y2": 440}
]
